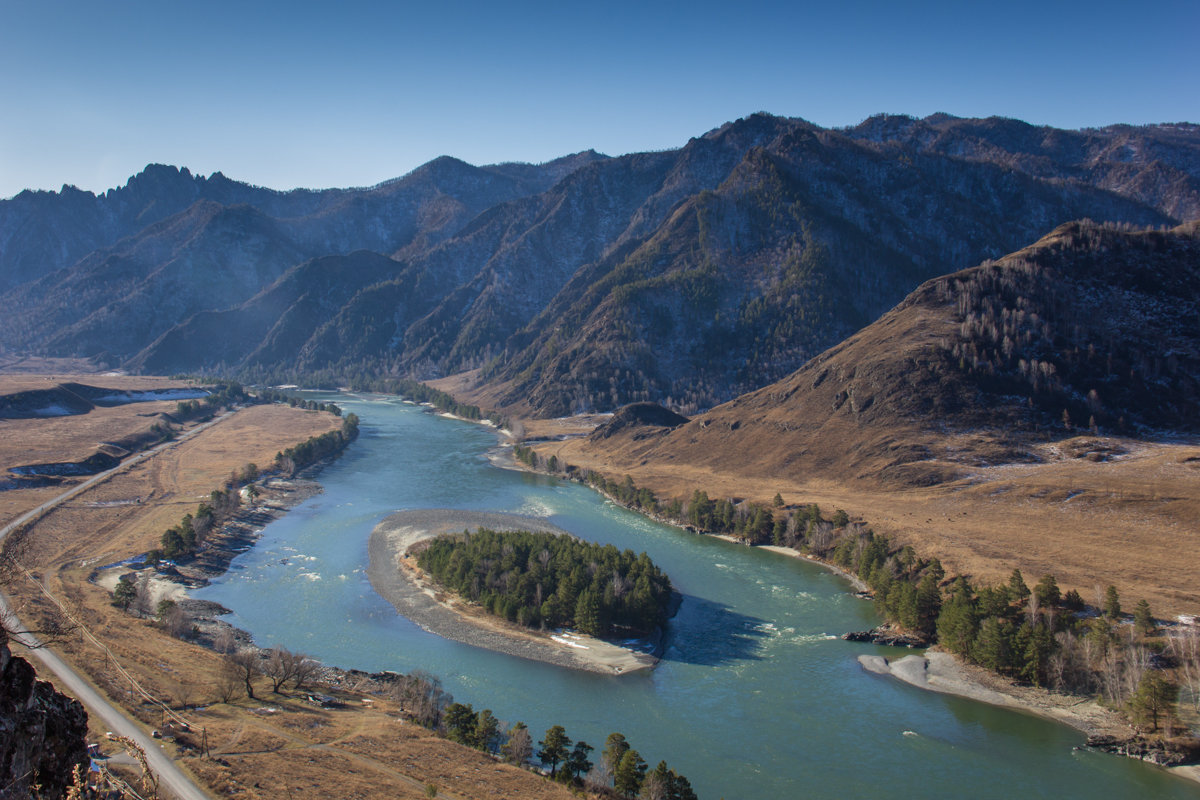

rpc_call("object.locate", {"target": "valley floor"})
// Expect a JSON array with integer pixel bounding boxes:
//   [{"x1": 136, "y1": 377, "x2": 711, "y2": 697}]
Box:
[
  {"x1": 0, "y1": 376, "x2": 587, "y2": 800},
  {"x1": 533, "y1": 426, "x2": 1200, "y2": 621}
]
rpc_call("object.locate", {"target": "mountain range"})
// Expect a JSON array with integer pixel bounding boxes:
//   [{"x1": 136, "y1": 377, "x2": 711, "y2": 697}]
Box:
[{"x1": 3, "y1": 113, "x2": 1199, "y2": 421}]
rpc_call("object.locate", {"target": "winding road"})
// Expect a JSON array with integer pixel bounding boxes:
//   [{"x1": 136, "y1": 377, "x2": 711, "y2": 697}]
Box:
[{"x1": 0, "y1": 412, "x2": 233, "y2": 800}]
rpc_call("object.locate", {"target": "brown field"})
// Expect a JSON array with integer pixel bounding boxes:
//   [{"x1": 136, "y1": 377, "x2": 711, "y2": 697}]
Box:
[
  {"x1": 3, "y1": 385, "x2": 581, "y2": 800},
  {"x1": 541, "y1": 430, "x2": 1200, "y2": 620},
  {"x1": 0, "y1": 377, "x2": 203, "y2": 469}
]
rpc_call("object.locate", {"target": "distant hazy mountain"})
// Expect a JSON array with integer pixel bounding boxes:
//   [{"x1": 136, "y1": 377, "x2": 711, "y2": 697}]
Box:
[{"x1": 2, "y1": 114, "x2": 1197, "y2": 414}]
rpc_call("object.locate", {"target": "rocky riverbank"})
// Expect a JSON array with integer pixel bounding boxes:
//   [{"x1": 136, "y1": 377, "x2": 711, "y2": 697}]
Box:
[
  {"x1": 842, "y1": 625, "x2": 929, "y2": 648},
  {"x1": 90, "y1": 474, "x2": 327, "y2": 651},
  {"x1": 367, "y1": 509, "x2": 661, "y2": 675}
]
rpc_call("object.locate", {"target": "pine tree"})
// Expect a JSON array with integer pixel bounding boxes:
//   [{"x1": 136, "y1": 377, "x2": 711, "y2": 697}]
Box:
[
  {"x1": 1129, "y1": 673, "x2": 1176, "y2": 733},
  {"x1": 113, "y1": 576, "x2": 137, "y2": 610},
  {"x1": 1062, "y1": 588, "x2": 1085, "y2": 611},
  {"x1": 1020, "y1": 621, "x2": 1056, "y2": 687},
  {"x1": 602, "y1": 732, "x2": 630, "y2": 774},
  {"x1": 1133, "y1": 599, "x2": 1157, "y2": 636},
  {"x1": 1007, "y1": 569, "x2": 1030, "y2": 603},
  {"x1": 915, "y1": 571, "x2": 942, "y2": 638},
  {"x1": 1104, "y1": 585, "x2": 1121, "y2": 619},
  {"x1": 538, "y1": 725, "x2": 571, "y2": 778},
  {"x1": 1033, "y1": 574, "x2": 1061, "y2": 608},
  {"x1": 936, "y1": 577, "x2": 979, "y2": 656},
  {"x1": 973, "y1": 617, "x2": 1013, "y2": 674},
  {"x1": 443, "y1": 702, "x2": 478, "y2": 746},
  {"x1": 564, "y1": 740, "x2": 594, "y2": 783},
  {"x1": 614, "y1": 749, "x2": 647, "y2": 798},
  {"x1": 474, "y1": 709, "x2": 500, "y2": 753}
]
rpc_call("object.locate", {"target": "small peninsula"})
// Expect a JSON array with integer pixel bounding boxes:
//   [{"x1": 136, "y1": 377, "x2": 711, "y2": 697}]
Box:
[{"x1": 367, "y1": 509, "x2": 671, "y2": 674}]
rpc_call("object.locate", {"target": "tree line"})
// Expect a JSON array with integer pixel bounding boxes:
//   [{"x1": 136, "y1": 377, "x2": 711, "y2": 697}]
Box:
[
  {"x1": 271, "y1": 412, "x2": 359, "y2": 476},
  {"x1": 416, "y1": 528, "x2": 673, "y2": 637},
  {"x1": 140, "y1": 409, "x2": 357, "y2": 563},
  {"x1": 436, "y1": 699, "x2": 696, "y2": 799},
  {"x1": 517, "y1": 450, "x2": 1191, "y2": 736}
]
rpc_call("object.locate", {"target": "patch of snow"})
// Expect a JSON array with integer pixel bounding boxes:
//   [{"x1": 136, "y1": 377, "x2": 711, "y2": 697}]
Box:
[{"x1": 33, "y1": 404, "x2": 75, "y2": 416}]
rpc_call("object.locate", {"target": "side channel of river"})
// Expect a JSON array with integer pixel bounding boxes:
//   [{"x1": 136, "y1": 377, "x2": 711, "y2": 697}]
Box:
[{"x1": 194, "y1": 393, "x2": 1199, "y2": 799}]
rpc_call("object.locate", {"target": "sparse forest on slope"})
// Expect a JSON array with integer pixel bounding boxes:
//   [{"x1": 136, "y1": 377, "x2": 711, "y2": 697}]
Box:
[
  {"x1": 578, "y1": 221, "x2": 1200, "y2": 487},
  {"x1": 3, "y1": 115, "x2": 1198, "y2": 416}
]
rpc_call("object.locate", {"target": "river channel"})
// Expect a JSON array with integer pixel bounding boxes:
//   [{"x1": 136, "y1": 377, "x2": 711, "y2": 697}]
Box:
[{"x1": 194, "y1": 393, "x2": 1198, "y2": 799}]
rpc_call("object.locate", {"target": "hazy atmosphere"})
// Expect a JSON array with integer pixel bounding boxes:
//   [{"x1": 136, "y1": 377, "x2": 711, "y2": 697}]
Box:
[{"x1": 2, "y1": 0, "x2": 1197, "y2": 198}]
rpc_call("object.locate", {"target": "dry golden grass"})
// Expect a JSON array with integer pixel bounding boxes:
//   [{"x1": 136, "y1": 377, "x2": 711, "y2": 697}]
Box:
[
  {"x1": 0, "y1": 375, "x2": 216, "y2": 531},
  {"x1": 6, "y1": 404, "x2": 342, "y2": 568},
  {"x1": 4, "y1": 388, "x2": 586, "y2": 800},
  {"x1": 545, "y1": 430, "x2": 1200, "y2": 620}
]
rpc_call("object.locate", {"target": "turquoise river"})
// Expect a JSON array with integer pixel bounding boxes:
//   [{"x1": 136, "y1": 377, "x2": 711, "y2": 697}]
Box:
[{"x1": 194, "y1": 393, "x2": 1199, "y2": 799}]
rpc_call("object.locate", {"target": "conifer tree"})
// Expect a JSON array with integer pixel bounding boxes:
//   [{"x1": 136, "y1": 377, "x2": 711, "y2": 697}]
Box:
[
  {"x1": 538, "y1": 725, "x2": 571, "y2": 778},
  {"x1": 614, "y1": 749, "x2": 647, "y2": 798},
  {"x1": 602, "y1": 732, "x2": 630, "y2": 774},
  {"x1": 1033, "y1": 574, "x2": 1061, "y2": 608},
  {"x1": 1104, "y1": 585, "x2": 1122, "y2": 619},
  {"x1": 1133, "y1": 599, "x2": 1156, "y2": 636},
  {"x1": 1007, "y1": 569, "x2": 1030, "y2": 602}
]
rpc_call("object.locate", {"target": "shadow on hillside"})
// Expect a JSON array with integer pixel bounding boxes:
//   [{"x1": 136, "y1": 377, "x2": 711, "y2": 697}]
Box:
[{"x1": 656, "y1": 593, "x2": 772, "y2": 666}]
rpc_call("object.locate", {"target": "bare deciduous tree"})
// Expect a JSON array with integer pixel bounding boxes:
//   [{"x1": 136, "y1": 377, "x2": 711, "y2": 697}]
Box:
[
  {"x1": 213, "y1": 627, "x2": 238, "y2": 655},
  {"x1": 226, "y1": 649, "x2": 261, "y2": 700},
  {"x1": 264, "y1": 645, "x2": 296, "y2": 693},
  {"x1": 1168, "y1": 626, "x2": 1200, "y2": 711},
  {"x1": 215, "y1": 660, "x2": 244, "y2": 703},
  {"x1": 501, "y1": 722, "x2": 533, "y2": 766},
  {"x1": 292, "y1": 652, "x2": 320, "y2": 691},
  {"x1": 391, "y1": 669, "x2": 451, "y2": 728}
]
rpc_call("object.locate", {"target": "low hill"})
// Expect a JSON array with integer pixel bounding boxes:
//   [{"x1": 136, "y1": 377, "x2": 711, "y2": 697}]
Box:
[{"x1": 589, "y1": 403, "x2": 689, "y2": 441}]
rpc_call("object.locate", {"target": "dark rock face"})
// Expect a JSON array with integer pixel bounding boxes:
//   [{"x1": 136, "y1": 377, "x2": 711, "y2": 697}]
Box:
[
  {"x1": 0, "y1": 631, "x2": 89, "y2": 799},
  {"x1": 1085, "y1": 734, "x2": 1199, "y2": 767},
  {"x1": 842, "y1": 626, "x2": 930, "y2": 648}
]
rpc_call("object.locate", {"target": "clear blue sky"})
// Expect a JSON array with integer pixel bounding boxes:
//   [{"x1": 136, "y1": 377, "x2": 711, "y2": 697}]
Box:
[{"x1": 2, "y1": 0, "x2": 1196, "y2": 199}]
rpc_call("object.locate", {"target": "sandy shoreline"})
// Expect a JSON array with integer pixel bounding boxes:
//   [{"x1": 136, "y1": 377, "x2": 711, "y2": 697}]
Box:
[
  {"x1": 858, "y1": 651, "x2": 1200, "y2": 785},
  {"x1": 758, "y1": 544, "x2": 871, "y2": 593},
  {"x1": 367, "y1": 509, "x2": 660, "y2": 675}
]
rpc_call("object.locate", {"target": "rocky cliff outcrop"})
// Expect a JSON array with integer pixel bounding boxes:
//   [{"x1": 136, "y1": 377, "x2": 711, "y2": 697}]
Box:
[{"x1": 0, "y1": 629, "x2": 89, "y2": 799}]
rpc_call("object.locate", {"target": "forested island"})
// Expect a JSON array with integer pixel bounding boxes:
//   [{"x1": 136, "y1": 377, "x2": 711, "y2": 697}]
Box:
[{"x1": 414, "y1": 528, "x2": 674, "y2": 638}]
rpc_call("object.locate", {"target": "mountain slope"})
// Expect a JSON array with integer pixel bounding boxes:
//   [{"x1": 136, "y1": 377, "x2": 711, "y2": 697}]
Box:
[
  {"x1": 579, "y1": 220, "x2": 1200, "y2": 486},
  {"x1": 1, "y1": 153, "x2": 605, "y2": 364},
  {"x1": 486, "y1": 119, "x2": 1183, "y2": 415},
  {"x1": 5, "y1": 114, "x2": 1200, "y2": 412}
]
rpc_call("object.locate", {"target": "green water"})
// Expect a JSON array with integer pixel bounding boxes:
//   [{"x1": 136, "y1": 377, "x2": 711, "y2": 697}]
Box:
[{"x1": 195, "y1": 393, "x2": 1198, "y2": 799}]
